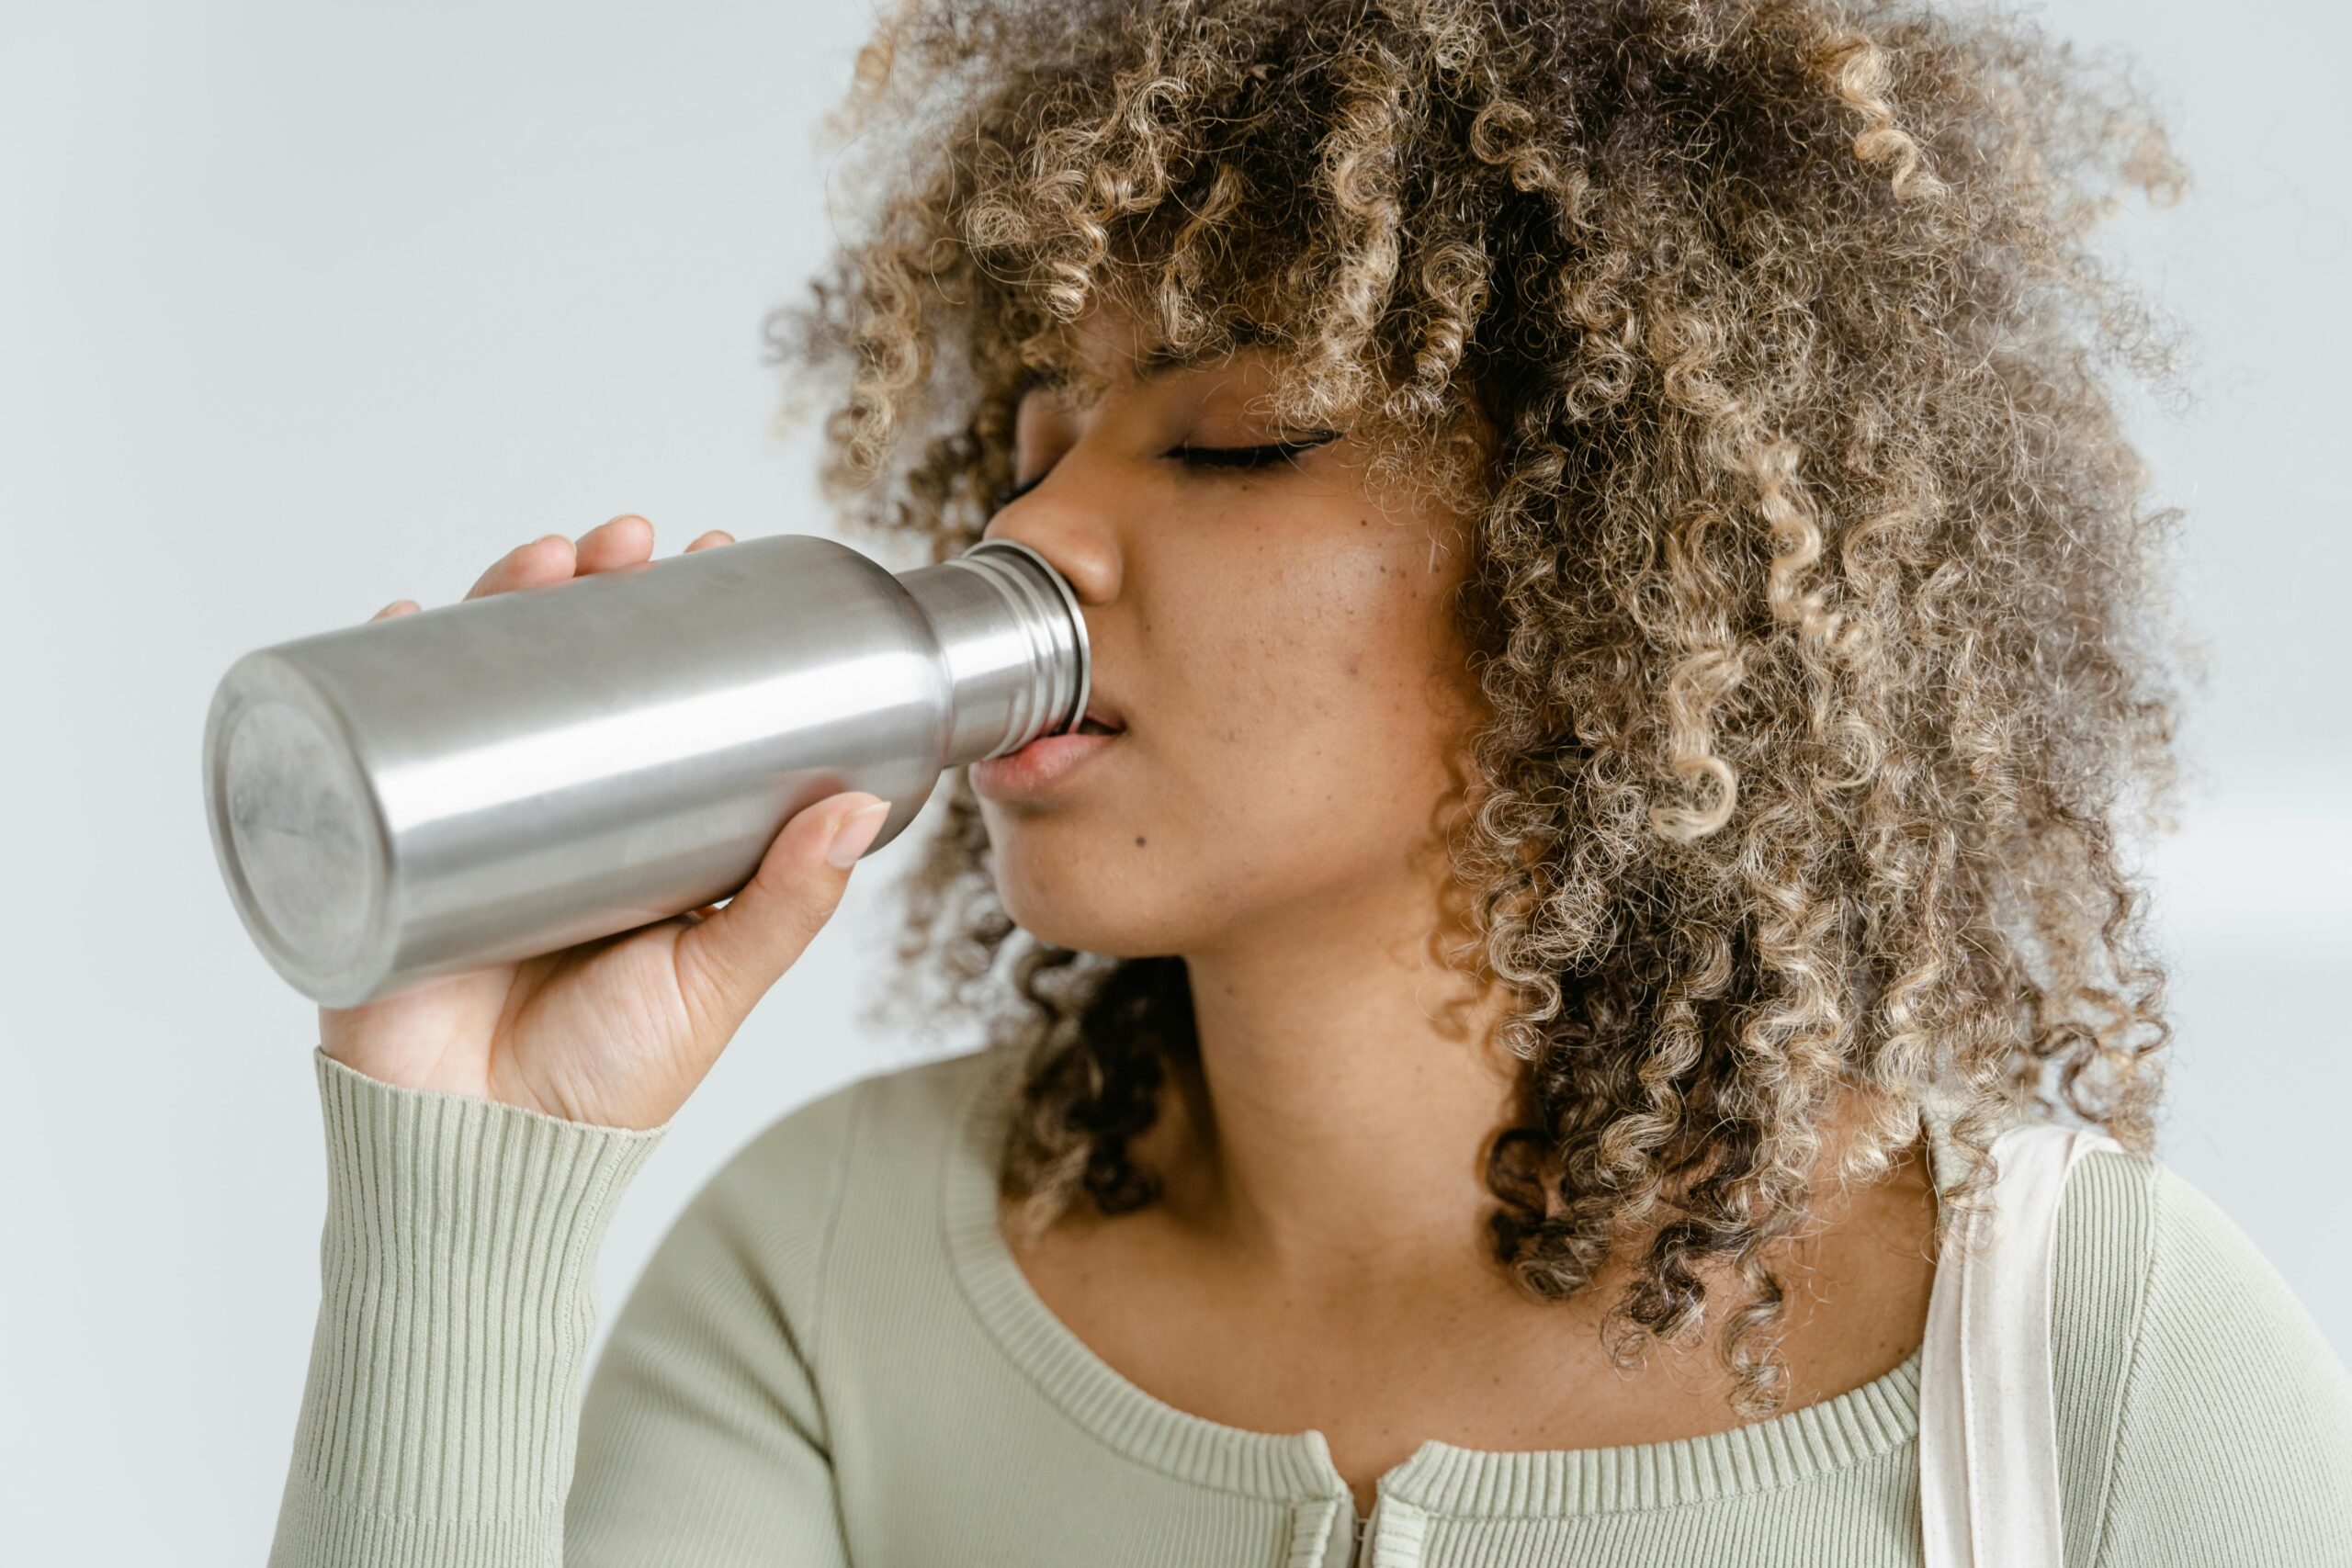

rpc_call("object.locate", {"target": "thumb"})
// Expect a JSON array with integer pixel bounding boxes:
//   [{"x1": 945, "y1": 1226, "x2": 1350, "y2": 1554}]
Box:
[{"x1": 673, "y1": 791, "x2": 890, "y2": 1033}]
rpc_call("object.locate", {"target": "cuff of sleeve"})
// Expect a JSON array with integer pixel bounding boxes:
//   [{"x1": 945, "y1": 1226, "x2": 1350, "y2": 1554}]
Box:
[{"x1": 288, "y1": 1046, "x2": 667, "y2": 1521}]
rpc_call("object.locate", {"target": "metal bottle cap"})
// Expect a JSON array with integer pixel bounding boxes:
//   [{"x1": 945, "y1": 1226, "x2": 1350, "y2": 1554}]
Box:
[{"x1": 948, "y1": 536, "x2": 1092, "y2": 746}]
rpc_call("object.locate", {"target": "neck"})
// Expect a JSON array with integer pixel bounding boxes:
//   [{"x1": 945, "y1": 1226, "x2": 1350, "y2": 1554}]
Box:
[
  {"x1": 1140, "y1": 874, "x2": 1524, "y2": 1302},
  {"x1": 1130, "y1": 886, "x2": 1928, "y2": 1310}
]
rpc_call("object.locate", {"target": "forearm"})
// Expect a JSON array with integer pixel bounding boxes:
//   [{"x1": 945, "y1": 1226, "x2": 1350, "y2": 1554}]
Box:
[{"x1": 268, "y1": 1049, "x2": 664, "y2": 1568}]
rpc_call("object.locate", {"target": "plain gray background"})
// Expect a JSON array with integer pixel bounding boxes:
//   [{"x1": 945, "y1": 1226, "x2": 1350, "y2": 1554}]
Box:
[{"x1": 4, "y1": 3, "x2": 2346, "y2": 1562}]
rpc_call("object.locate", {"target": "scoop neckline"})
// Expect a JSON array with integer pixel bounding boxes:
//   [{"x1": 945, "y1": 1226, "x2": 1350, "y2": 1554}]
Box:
[{"x1": 938, "y1": 1050, "x2": 1948, "y2": 1517}]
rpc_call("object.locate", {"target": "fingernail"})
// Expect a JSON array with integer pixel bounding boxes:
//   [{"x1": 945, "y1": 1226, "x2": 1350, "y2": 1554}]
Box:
[{"x1": 826, "y1": 800, "x2": 890, "y2": 868}]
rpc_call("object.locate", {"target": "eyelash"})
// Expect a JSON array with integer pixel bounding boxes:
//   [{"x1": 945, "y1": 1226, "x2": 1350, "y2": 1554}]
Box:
[{"x1": 994, "y1": 432, "x2": 1338, "y2": 509}]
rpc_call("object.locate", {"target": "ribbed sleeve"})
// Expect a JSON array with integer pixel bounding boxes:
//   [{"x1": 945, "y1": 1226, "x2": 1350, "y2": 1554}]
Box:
[{"x1": 266, "y1": 1048, "x2": 666, "y2": 1568}]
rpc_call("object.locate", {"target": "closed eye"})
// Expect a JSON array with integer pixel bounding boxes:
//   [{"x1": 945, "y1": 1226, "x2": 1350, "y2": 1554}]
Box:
[
  {"x1": 990, "y1": 430, "x2": 1341, "y2": 510},
  {"x1": 1161, "y1": 432, "x2": 1340, "y2": 470}
]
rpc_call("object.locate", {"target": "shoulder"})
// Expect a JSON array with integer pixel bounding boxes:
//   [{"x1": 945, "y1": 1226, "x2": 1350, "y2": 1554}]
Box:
[
  {"x1": 705, "y1": 1046, "x2": 994, "y2": 1197},
  {"x1": 577, "y1": 1050, "x2": 1002, "y2": 1540},
  {"x1": 625, "y1": 1046, "x2": 1001, "y2": 1340},
  {"x1": 2048, "y1": 1138, "x2": 2352, "y2": 1563},
  {"x1": 686, "y1": 1043, "x2": 1000, "y2": 1244},
  {"x1": 2052, "y1": 1139, "x2": 2349, "y2": 1398}
]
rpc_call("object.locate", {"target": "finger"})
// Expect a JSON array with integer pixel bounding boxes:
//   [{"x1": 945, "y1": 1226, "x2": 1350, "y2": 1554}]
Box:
[
  {"x1": 368, "y1": 599, "x2": 422, "y2": 622},
  {"x1": 465, "y1": 535, "x2": 575, "y2": 601},
  {"x1": 672, "y1": 791, "x2": 890, "y2": 1035},
  {"x1": 684, "y1": 529, "x2": 734, "y2": 554},
  {"x1": 575, "y1": 513, "x2": 654, "y2": 575}
]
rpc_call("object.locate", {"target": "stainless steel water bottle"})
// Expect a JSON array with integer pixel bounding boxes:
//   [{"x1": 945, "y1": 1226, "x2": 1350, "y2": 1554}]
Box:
[{"x1": 200, "y1": 533, "x2": 1087, "y2": 1008}]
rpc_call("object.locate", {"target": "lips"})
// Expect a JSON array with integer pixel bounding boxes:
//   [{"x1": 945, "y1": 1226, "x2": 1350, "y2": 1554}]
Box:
[
  {"x1": 970, "y1": 705, "x2": 1122, "y2": 800},
  {"x1": 967, "y1": 682, "x2": 1125, "y2": 801}
]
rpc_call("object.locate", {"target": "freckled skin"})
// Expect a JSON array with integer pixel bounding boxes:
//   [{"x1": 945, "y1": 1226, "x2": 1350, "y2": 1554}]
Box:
[{"x1": 975, "y1": 306, "x2": 1488, "y2": 963}]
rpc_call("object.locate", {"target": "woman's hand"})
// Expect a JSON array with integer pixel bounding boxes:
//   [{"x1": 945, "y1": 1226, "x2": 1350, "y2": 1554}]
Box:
[{"x1": 316, "y1": 514, "x2": 891, "y2": 1131}]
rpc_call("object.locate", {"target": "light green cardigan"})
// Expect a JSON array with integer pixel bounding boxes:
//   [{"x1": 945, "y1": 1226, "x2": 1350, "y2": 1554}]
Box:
[{"x1": 266, "y1": 1043, "x2": 2352, "y2": 1567}]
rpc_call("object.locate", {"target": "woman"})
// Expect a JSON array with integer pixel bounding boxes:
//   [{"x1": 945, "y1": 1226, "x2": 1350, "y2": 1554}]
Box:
[{"x1": 266, "y1": 1, "x2": 2352, "y2": 1564}]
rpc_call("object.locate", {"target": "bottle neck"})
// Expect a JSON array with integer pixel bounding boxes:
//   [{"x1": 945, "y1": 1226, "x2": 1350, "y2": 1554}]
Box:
[{"x1": 896, "y1": 539, "x2": 1091, "y2": 767}]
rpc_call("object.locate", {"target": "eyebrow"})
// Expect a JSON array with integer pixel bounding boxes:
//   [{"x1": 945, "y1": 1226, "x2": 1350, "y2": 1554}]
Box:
[
  {"x1": 1022, "y1": 346, "x2": 1194, "y2": 397},
  {"x1": 1133, "y1": 343, "x2": 1205, "y2": 382},
  {"x1": 1021, "y1": 322, "x2": 1275, "y2": 399}
]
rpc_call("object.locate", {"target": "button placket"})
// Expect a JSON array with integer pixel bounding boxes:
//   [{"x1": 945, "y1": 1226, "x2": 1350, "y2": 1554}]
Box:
[
  {"x1": 1361, "y1": 1497, "x2": 1432, "y2": 1567},
  {"x1": 1286, "y1": 1495, "x2": 1348, "y2": 1568}
]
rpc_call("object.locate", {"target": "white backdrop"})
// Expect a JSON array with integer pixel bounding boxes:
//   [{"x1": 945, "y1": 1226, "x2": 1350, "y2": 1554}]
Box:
[{"x1": 5, "y1": 3, "x2": 2346, "y2": 1563}]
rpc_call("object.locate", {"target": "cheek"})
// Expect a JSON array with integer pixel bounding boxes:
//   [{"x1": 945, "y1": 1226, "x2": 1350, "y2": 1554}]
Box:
[{"x1": 1157, "y1": 530, "x2": 1460, "y2": 817}]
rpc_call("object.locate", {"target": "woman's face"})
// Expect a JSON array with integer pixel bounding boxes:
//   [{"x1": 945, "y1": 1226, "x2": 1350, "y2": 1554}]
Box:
[{"x1": 971, "y1": 304, "x2": 1492, "y2": 962}]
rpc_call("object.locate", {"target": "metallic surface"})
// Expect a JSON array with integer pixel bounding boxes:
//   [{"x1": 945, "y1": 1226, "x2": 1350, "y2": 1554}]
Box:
[{"x1": 201, "y1": 534, "x2": 1087, "y2": 1007}]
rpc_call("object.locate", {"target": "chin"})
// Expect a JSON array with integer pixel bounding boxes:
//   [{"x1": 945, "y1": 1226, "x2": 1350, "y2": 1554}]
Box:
[{"x1": 984, "y1": 836, "x2": 1193, "y2": 959}]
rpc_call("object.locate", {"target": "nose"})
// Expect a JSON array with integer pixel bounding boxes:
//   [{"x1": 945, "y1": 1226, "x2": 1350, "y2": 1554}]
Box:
[{"x1": 978, "y1": 471, "x2": 1120, "y2": 609}]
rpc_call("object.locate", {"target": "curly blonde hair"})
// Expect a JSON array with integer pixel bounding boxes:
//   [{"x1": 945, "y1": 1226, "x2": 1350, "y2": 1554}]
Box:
[{"x1": 768, "y1": 0, "x2": 2200, "y2": 1417}]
